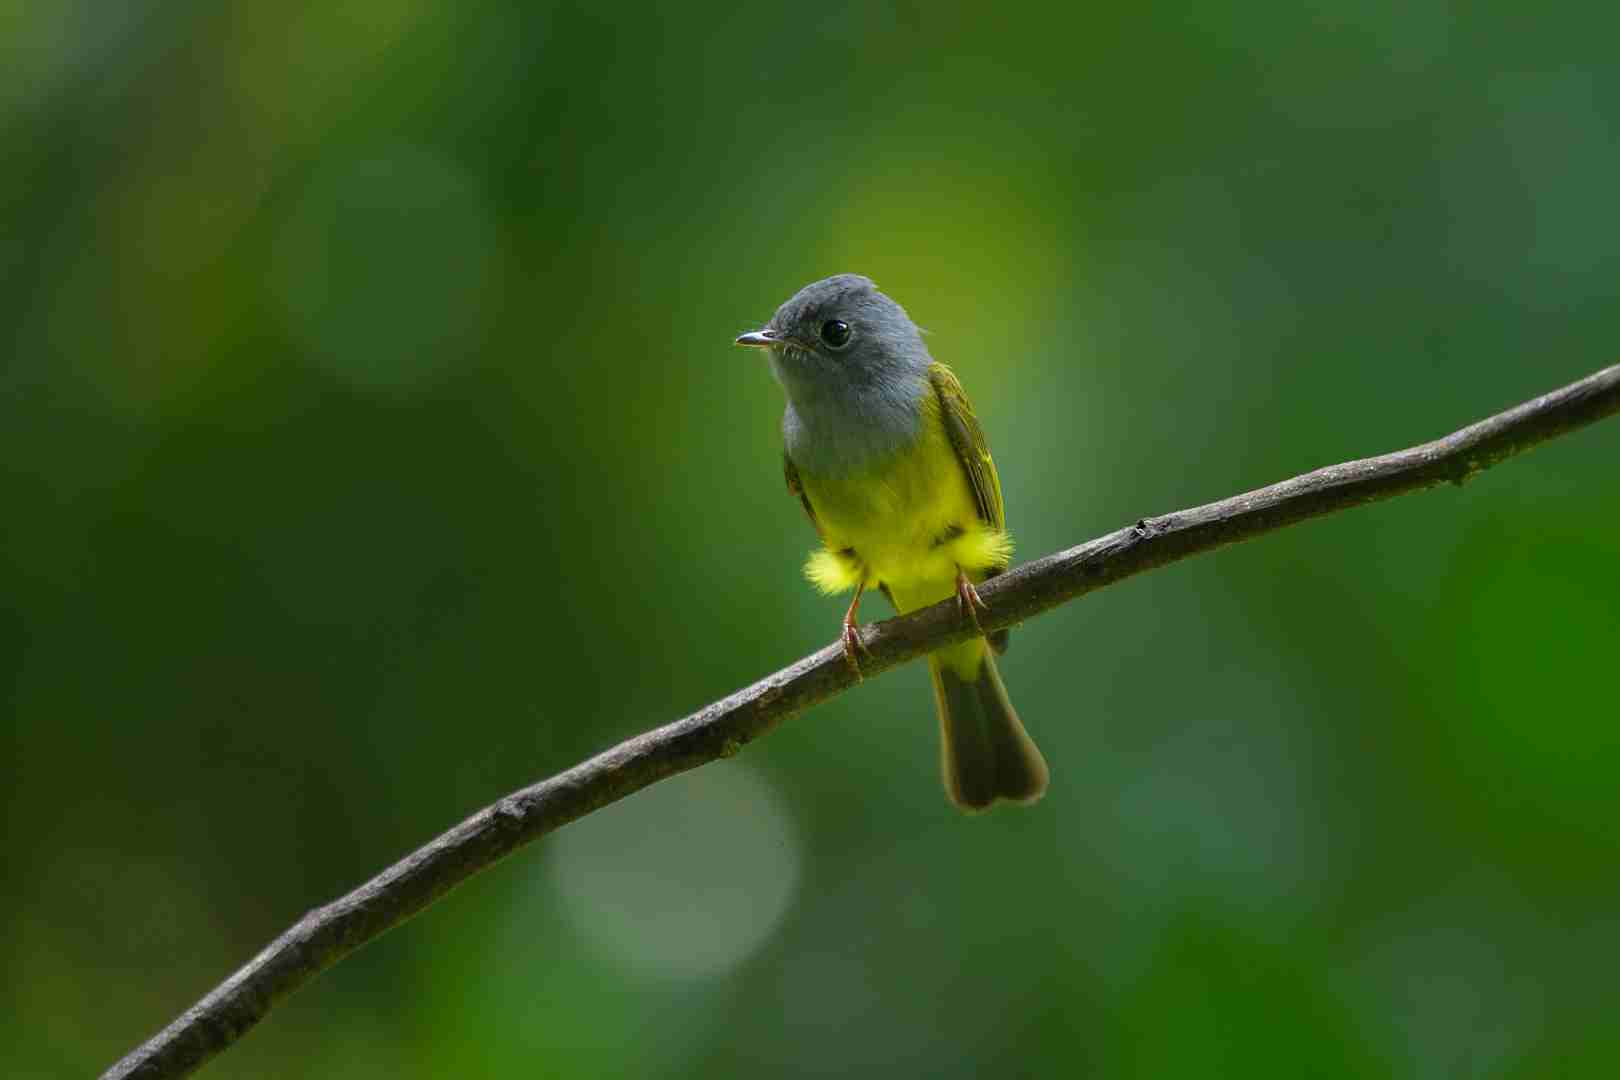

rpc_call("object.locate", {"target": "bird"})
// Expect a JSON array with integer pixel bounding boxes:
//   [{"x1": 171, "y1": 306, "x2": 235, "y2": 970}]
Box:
[{"x1": 736, "y1": 274, "x2": 1048, "y2": 811}]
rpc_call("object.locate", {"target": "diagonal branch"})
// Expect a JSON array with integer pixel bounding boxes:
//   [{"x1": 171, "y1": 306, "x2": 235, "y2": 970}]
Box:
[{"x1": 105, "y1": 362, "x2": 1620, "y2": 1080}]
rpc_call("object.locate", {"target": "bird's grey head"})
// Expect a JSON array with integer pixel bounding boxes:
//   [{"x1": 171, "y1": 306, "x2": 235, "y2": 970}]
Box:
[{"x1": 735, "y1": 274, "x2": 931, "y2": 402}]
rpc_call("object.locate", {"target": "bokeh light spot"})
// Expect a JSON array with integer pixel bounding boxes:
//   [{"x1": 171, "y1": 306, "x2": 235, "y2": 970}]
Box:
[{"x1": 545, "y1": 761, "x2": 801, "y2": 982}]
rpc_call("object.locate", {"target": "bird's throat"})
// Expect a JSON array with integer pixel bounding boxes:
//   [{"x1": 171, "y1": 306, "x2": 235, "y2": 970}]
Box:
[{"x1": 778, "y1": 368, "x2": 928, "y2": 477}]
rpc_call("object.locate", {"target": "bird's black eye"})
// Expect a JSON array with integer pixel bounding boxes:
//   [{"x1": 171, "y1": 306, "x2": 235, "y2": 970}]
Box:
[{"x1": 820, "y1": 319, "x2": 851, "y2": 349}]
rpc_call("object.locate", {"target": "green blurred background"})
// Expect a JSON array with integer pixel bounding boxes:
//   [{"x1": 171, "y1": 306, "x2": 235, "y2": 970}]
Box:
[{"x1": 5, "y1": 3, "x2": 1619, "y2": 1076}]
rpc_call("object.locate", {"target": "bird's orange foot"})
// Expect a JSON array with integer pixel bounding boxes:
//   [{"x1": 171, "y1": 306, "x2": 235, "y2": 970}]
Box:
[
  {"x1": 840, "y1": 616, "x2": 872, "y2": 680},
  {"x1": 955, "y1": 568, "x2": 989, "y2": 635}
]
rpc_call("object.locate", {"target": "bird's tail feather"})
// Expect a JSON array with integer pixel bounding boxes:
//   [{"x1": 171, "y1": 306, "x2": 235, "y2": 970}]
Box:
[{"x1": 929, "y1": 642, "x2": 1048, "y2": 812}]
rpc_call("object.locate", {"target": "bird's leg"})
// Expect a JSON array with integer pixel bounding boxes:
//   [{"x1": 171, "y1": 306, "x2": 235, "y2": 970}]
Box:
[
  {"x1": 955, "y1": 566, "x2": 989, "y2": 636},
  {"x1": 840, "y1": 581, "x2": 872, "y2": 679}
]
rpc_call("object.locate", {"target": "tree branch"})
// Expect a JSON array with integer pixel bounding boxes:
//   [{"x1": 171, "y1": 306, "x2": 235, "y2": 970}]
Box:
[{"x1": 105, "y1": 362, "x2": 1620, "y2": 1079}]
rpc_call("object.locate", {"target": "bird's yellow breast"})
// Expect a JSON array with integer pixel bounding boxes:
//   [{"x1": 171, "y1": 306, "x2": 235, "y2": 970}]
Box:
[{"x1": 798, "y1": 399, "x2": 1010, "y2": 614}]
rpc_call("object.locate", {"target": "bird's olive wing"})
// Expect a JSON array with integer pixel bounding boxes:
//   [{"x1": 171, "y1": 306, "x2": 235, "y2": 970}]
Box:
[
  {"x1": 784, "y1": 452, "x2": 821, "y2": 533},
  {"x1": 931, "y1": 362, "x2": 1011, "y2": 652},
  {"x1": 929, "y1": 362, "x2": 1005, "y2": 532}
]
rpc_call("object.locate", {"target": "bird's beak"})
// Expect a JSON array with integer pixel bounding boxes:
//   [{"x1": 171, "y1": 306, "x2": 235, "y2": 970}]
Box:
[{"x1": 735, "y1": 329, "x2": 779, "y2": 349}]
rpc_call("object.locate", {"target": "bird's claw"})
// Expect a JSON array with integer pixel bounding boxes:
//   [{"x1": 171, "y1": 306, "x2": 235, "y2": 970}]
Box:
[
  {"x1": 955, "y1": 570, "x2": 989, "y2": 635},
  {"x1": 840, "y1": 618, "x2": 871, "y2": 680}
]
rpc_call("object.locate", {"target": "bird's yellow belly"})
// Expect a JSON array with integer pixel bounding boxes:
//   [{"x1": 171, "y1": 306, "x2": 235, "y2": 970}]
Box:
[{"x1": 798, "y1": 427, "x2": 1009, "y2": 615}]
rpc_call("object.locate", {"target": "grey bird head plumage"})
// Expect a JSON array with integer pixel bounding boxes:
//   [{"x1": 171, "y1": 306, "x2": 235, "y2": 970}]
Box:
[{"x1": 736, "y1": 274, "x2": 935, "y2": 474}]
